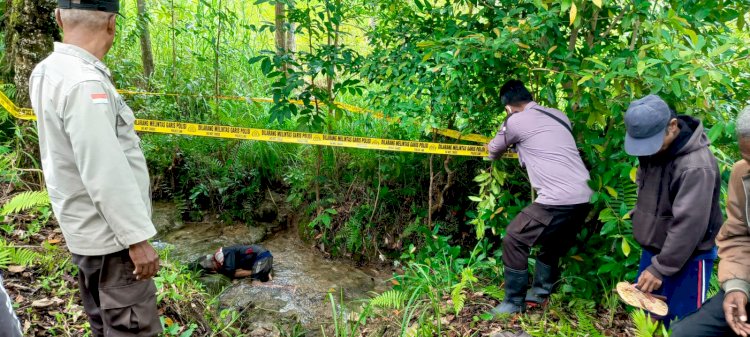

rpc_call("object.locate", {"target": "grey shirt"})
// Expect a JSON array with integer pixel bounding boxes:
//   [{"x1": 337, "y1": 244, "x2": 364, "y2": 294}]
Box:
[
  {"x1": 487, "y1": 102, "x2": 592, "y2": 205},
  {"x1": 29, "y1": 43, "x2": 156, "y2": 256},
  {"x1": 0, "y1": 274, "x2": 22, "y2": 337}
]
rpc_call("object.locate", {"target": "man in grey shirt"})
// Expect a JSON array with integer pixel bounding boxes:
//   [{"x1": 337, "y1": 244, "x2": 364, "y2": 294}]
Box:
[
  {"x1": 29, "y1": 0, "x2": 161, "y2": 335},
  {"x1": 487, "y1": 80, "x2": 592, "y2": 314}
]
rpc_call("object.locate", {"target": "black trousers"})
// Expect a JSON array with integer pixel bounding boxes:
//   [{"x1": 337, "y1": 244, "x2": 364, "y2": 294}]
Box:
[
  {"x1": 72, "y1": 250, "x2": 161, "y2": 337},
  {"x1": 671, "y1": 290, "x2": 744, "y2": 337},
  {"x1": 502, "y1": 202, "x2": 591, "y2": 270}
]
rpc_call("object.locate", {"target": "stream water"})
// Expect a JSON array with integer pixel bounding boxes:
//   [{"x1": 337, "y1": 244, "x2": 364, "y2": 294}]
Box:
[{"x1": 150, "y1": 201, "x2": 390, "y2": 335}]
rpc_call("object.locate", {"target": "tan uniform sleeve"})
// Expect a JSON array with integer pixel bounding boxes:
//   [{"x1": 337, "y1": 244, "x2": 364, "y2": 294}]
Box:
[
  {"x1": 718, "y1": 161, "x2": 750, "y2": 297},
  {"x1": 61, "y1": 81, "x2": 156, "y2": 247}
]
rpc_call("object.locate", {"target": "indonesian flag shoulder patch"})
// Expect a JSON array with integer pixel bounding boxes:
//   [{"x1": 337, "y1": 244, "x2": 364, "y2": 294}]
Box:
[{"x1": 91, "y1": 93, "x2": 108, "y2": 104}]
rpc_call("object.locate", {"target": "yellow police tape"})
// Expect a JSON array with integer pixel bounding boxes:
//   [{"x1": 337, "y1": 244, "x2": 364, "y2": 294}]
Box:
[
  {"x1": 0, "y1": 90, "x2": 515, "y2": 158},
  {"x1": 117, "y1": 89, "x2": 492, "y2": 144}
]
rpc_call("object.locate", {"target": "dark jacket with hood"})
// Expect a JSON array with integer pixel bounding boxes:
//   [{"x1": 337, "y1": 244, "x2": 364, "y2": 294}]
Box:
[{"x1": 633, "y1": 115, "x2": 722, "y2": 279}]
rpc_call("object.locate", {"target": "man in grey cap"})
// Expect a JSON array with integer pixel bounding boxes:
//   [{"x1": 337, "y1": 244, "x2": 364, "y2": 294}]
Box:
[
  {"x1": 624, "y1": 94, "x2": 722, "y2": 327},
  {"x1": 29, "y1": 0, "x2": 161, "y2": 335}
]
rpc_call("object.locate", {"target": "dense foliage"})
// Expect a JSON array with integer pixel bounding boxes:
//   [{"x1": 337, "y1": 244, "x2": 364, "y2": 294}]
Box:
[{"x1": 1, "y1": 0, "x2": 749, "y2": 336}]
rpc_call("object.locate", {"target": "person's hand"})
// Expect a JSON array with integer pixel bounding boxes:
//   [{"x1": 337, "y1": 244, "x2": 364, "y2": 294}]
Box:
[
  {"x1": 129, "y1": 240, "x2": 160, "y2": 280},
  {"x1": 636, "y1": 270, "x2": 662, "y2": 293},
  {"x1": 724, "y1": 291, "x2": 750, "y2": 336}
]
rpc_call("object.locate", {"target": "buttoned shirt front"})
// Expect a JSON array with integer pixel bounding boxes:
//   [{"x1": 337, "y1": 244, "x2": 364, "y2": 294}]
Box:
[{"x1": 29, "y1": 42, "x2": 156, "y2": 256}]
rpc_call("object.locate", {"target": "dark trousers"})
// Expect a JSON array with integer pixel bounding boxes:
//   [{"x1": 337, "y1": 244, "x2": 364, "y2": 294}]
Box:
[
  {"x1": 671, "y1": 290, "x2": 742, "y2": 337},
  {"x1": 502, "y1": 202, "x2": 591, "y2": 270},
  {"x1": 636, "y1": 248, "x2": 716, "y2": 327},
  {"x1": 72, "y1": 250, "x2": 161, "y2": 337}
]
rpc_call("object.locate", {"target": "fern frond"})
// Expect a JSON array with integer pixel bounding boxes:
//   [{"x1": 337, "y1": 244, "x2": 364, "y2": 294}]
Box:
[
  {"x1": 1, "y1": 191, "x2": 50, "y2": 215},
  {"x1": 0, "y1": 238, "x2": 39, "y2": 268},
  {"x1": 482, "y1": 285, "x2": 504, "y2": 301},
  {"x1": 450, "y1": 267, "x2": 476, "y2": 314},
  {"x1": 370, "y1": 290, "x2": 406, "y2": 309},
  {"x1": 400, "y1": 219, "x2": 421, "y2": 239},
  {"x1": 0, "y1": 248, "x2": 10, "y2": 270},
  {"x1": 11, "y1": 248, "x2": 38, "y2": 267},
  {"x1": 451, "y1": 284, "x2": 466, "y2": 314},
  {"x1": 460, "y1": 267, "x2": 478, "y2": 284},
  {"x1": 575, "y1": 310, "x2": 603, "y2": 337},
  {"x1": 345, "y1": 218, "x2": 361, "y2": 253},
  {"x1": 631, "y1": 309, "x2": 660, "y2": 337}
]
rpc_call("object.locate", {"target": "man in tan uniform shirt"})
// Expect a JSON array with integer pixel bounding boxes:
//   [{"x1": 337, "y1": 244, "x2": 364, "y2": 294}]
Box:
[
  {"x1": 671, "y1": 106, "x2": 750, "y2": 337},
  {"x1": 29, "y1": 1, "x2": 161, "y2": 335}
]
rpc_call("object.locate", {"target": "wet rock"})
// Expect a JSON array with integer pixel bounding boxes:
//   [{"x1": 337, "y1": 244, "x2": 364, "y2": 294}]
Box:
[
  {"x1": 253, "y1": 199, "x2": 278, "y2": 223},
  {"x1": 244, "y1": 225, "x2": 267, "y2": 244},
  {"x1": 151, "y1": 241, "x2": 174, "y2": 252},
  {"x1": 152, "y1": 202, "x2": 183, "y2": 233},
  {"x1": 249, "y1": 322, "x2": 280, "y2": 337}
]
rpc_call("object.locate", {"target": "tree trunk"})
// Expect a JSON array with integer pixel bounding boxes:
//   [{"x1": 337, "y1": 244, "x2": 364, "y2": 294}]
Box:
[
  {"x1": 214, "y1": 0, "x2": 222, "y2": 103},
  {"x1": 274, "y1": 2, "x2": 286, "y2": 55},
  {"x1": 2, "y1": 0, "x2": 58, "y2": 106},
  {"x1": 286, "y1": 1, "x2": 296, "y2": 54},
  {"x1": 136, "y1": 0, "x2": 155, "y2": 81},
  {"x1": 170, "y1": 0, "x2": 176, "y2": 82}
]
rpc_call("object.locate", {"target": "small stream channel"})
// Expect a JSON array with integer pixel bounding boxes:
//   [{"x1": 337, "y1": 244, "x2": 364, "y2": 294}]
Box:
[{"x1": 150, "y1": 201, "x2": 390, "y2": 335}]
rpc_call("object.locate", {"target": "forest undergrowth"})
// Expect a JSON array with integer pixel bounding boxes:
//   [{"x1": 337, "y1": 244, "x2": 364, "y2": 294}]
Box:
[{"x1": 2, "y1": 0, "x2": 750, "y2": 336}]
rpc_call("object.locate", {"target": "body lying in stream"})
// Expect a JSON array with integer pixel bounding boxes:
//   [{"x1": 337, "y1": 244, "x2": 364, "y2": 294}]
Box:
[{"x1": 192, "y1": 245, "x2": 274, "y2": 281}]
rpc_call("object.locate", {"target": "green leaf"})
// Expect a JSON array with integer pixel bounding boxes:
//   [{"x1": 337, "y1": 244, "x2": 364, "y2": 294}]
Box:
[
  {"x1": 707, "y1": 124, "x2": 724, "y2": 142},
  {"x1": 474, "y1": 173, "x2": 491, "y2": 182},
  {"x1": 179, "y1": 325, "x2": 197, "y2": 337},
  {"x1": 621, "y1": 238, "x2": 631, "y2": 257},
  {"x1": 468, "y1": 196, "x2": 482, "y2": 202},
  {"x1": 685, "y1": 29, "x2": 698, "y2": 45},
  {"x1": 605, "y1": 186, "x2": 618, "y2": 198},
  {"x1": 479, "y1": 313, "x2": 494, "y2": 321},
  {"x1": 629, "y1": 167, "x2": 638, "y2": 183},
  {"x1": 260, "y1": 58, "x2": 272, "y2": 75},
  {"x1": 671, "y1": 81, "x2": 682, "y2": 98},
  {"x1": 710, "y1": 43, "x2": 732, "y2": 57}
]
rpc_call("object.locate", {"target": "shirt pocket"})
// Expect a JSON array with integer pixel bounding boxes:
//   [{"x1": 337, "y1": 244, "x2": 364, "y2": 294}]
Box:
[{"x1": 115, "y1": 98, "x2": 141, "y2": 151}]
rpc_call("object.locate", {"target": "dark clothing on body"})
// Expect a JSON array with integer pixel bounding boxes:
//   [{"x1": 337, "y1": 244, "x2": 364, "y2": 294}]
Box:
[
  {"x1": 632, "y1": 116, "x2": 722, "y2": 280},
  {"x1": 671, "y1": 290, "x2": 742, "y2": 337},
  {"x1": 636, "y1": 248, "x2": 716, "y2": 327},
  {"x1": 72, "y1": 250, "x2": 161, "y2": 337},
  {"x1": 502, "y1": 202, "x2": 591, "y2": 270},
  {"x1": 215, "y1": 245, "x2": 273, "y2": 280}
]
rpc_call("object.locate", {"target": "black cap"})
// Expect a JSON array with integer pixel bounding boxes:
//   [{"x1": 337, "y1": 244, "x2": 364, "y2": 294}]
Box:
[{"x1": 58, "y1": 0, "x2": 119, "y2": 14}]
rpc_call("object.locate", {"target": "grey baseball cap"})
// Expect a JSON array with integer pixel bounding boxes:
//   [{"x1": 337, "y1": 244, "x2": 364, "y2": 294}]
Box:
[{"x1": 624, "y1": 95, "x2": 672, "y2": 156}]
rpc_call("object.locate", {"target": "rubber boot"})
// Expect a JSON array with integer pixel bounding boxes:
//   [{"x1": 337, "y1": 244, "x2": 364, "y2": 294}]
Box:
[
  {"x1": 491, "y1": 267, "x2": 528, "y2": 315},
  {"x1": 525, "y1": 260, "x2": 556, "y2": 307}
]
